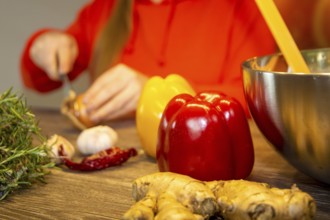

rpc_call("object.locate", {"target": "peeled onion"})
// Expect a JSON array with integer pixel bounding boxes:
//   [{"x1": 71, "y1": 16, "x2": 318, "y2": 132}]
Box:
[
  {"x1": 77, "y1": 125, "x2": 118, "y2": 155},
  {"x1": 61, "y1": 92, "x2": 95, "y2": 130}
]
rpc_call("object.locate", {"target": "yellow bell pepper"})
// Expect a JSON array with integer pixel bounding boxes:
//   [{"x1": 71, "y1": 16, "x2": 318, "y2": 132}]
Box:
[{"x1": 136, "y1": 74, "x2": 196, "y2": 158}]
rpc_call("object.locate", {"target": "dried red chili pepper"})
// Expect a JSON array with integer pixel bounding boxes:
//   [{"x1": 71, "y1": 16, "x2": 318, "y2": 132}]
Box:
[{"x1": 59, "y1": 146, "x2": 137, "y2": 171}]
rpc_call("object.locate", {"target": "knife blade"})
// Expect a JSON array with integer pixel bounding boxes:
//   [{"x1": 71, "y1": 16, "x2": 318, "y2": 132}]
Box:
[
  {"x1": 60, "y1": 73, "x2": 75, "y2": 97},
  {"x1": 56, "y1": 53, "x2": 76, "y2": 98}
]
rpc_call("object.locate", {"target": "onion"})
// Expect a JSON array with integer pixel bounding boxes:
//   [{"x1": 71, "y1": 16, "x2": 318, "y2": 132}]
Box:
[{"x1": 61, "y1": 92, "x2": 95, "y2": 130}]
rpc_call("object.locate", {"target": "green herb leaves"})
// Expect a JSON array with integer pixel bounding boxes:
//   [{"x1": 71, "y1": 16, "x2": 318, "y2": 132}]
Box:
[{"x1": 0, "y1": 89, "x2": 54, "y2": 200}]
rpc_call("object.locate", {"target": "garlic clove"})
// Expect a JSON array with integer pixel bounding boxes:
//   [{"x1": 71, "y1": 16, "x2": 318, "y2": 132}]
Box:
[
  {"x1": 46, "y1": 134, "x2": 75, "y2": 164},
  {"x1": 76, "y1": 125, "x2": 118, "y2": 155}
]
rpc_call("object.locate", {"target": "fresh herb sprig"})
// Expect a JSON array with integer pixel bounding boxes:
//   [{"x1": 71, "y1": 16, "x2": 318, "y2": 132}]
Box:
[{"x1": 0, "y1": 89, "x2": 54, "y2": 200}]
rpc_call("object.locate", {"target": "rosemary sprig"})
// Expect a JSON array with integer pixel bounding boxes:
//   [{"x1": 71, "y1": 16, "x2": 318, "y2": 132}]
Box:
[{"x1": 0, "y1": 88, "x2": 54, "y2": 200}]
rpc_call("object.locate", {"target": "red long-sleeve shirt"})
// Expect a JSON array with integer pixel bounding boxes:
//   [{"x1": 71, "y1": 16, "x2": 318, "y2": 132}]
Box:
[{"x1": 20, "y1": 0, "x2": 276, "y2": 112}]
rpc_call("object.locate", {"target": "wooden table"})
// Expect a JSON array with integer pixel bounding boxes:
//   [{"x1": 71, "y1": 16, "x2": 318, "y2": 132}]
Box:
[{"x1": 0, "y1": 108, "x2": 329, "y2": 220}]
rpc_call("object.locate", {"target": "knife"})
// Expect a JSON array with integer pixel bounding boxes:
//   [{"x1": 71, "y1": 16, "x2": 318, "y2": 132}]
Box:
[
  {"x1": 56, "y1": 53, "x2": 76, "y2": 98},
  {"x1": 60, "y1": 74, "x2": 75, "y2": 97}
]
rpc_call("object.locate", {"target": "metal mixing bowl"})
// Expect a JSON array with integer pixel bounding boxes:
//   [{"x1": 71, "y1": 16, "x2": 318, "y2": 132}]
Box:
[{"x1": 242, "y1": 48, "x2": 330, "y2": 184}]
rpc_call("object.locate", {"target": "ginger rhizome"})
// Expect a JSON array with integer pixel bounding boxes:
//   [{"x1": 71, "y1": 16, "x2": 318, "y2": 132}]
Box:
[
  {"x1": 123, "y1": 172, "x2": 218, "y2": 220},
  {"x1": 122, "y1": 172, "x2": 316, "y2": 220},
  {"x1": 207, "y1": 179, "x2": 316, "y2": 220}
]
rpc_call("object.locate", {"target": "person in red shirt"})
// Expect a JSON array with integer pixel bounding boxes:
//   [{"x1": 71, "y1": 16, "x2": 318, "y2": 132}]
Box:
[{"x1": 21, "y1": 0, "x2": 276, "y2": 123}]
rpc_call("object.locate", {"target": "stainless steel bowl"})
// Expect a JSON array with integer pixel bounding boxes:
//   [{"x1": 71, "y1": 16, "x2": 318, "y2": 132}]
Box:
[{"x1": 242, "y1": 48, "x2": 330, "y2": 184}]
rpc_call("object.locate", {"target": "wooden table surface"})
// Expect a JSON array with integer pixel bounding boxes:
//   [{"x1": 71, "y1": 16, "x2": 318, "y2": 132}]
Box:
[{"x1": 0, "y1": 108, "x2": 329, "y2": 220}]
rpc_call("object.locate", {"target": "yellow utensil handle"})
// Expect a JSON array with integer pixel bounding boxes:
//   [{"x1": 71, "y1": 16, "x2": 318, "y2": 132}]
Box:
[{"x1": 255, "y1": 0, "x2": 310, "y2": 73}]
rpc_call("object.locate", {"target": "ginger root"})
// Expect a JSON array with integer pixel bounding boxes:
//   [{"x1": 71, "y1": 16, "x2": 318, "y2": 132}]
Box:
[
  {"x1": 123, "y1": 172, "x2": 219, "y2": 220},
  {"x1": 123, "y1": 172, "x2": 316, "y2": 220},
  {"x1": 207, "y1": 180, "x2": 316, "y2": 220}
]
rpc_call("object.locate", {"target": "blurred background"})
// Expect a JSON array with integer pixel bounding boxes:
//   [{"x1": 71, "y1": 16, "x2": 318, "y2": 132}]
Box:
[
  {"x1": 0, "y1": 0, "x2": 329, "y2": 109},
  {"x1": 0, "y1": 0, "x2": 89, "y2": 108}
]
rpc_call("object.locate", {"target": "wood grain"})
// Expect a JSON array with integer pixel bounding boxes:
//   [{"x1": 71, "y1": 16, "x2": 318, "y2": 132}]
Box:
[{"x1": 0, "y1": 108, "x2": 329, "y2": 220}]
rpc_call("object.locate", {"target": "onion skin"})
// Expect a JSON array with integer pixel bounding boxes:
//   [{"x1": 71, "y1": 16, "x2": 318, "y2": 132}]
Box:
[
  {"x1": 73, "y1": 95, "x2": 95, "y2": 129},
  {"x1": 61, "y1": 92, "x2": 96, "y2": 130}
]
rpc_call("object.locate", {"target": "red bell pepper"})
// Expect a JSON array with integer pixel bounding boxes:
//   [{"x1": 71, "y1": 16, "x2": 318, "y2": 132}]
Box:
[{"x1": 157, "y1": 92, "x2": 254, "y2": 181}]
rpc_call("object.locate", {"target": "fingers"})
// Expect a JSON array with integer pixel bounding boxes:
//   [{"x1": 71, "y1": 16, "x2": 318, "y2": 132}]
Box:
[
  {"x1": 84, "y1": 73, "x2": 128, "y2": 112},
  {"x1": 83, "y1": 64, "x2": 148, "y2": 122},
  {"x1": 29, "y1": 31, "x2": 78, "y2": 80},
  {"x1": 57, "y1": 39, "x2": 78, "y2": 74},
  {"x1": 89, "y1": 81, "x2": 140, "y2": 122},
  {"x1": 83, "y1": 64, "x2": 135, "y2": 111},
  {"x1": 30, "y1": 40, "x2": 57, "y2": 79}
]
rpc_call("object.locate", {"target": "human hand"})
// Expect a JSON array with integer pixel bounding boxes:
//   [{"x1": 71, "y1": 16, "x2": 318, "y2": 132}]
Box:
[
  {"x1": 83, "y1": 64, "x2": 148, "y2": 122},
  {"x1": 29, "y1": 31, "x2": 78, "y2": 80}
]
